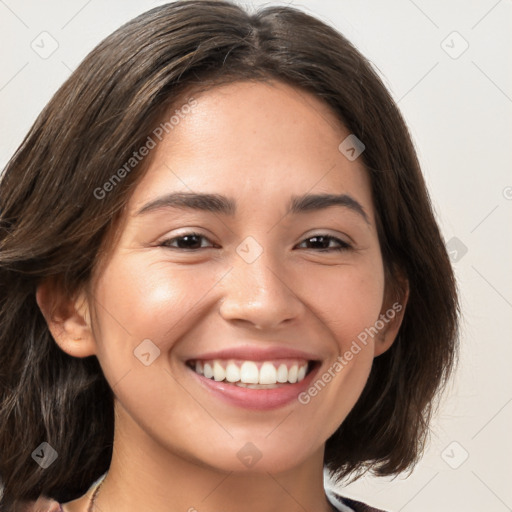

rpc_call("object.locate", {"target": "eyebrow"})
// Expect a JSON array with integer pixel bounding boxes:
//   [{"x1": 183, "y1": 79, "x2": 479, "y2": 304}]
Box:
[{"x1": 136, "y1": 191, "x2": 369, "y2": 223}]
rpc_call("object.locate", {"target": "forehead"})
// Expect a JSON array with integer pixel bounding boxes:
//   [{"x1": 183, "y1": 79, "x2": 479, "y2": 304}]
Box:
[{"x1": 128, "y1": 80, "x2": 374, "y2": 220}]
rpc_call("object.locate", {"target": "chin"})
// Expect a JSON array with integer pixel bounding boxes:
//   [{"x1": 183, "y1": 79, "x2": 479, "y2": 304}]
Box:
[{"x1": 191, "y1": 438, "x2": 318, "y2": 475}]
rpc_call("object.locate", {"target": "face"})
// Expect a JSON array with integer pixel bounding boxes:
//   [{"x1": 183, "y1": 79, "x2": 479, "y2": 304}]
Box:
[{"x1": 61, "y1": 80, "x2": 400, "y2": 474}]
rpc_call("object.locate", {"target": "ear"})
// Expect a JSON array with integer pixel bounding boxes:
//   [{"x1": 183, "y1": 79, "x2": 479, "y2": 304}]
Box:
[
  {"x1": 373, "y1": 270, "x2": 409, "y2": 357},
  {"x1": 36, "y1": 277, "x2": 96, "y2": 358}
]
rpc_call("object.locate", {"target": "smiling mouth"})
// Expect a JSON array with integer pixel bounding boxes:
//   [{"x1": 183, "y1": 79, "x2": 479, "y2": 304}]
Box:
[{"x1": 186, "y1": 358, "x2": 317, "y2": 389}]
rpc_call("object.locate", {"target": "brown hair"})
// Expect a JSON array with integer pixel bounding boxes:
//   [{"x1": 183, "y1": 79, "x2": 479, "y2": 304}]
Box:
[{"x1": 0, "y1": 0, "x2": 459, "y2": 507}]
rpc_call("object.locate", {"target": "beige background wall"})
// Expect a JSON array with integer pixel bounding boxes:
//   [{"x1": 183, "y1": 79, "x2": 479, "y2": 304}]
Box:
[{"x1": 1, "y1": 1, "x2": 511, "y2": 510}]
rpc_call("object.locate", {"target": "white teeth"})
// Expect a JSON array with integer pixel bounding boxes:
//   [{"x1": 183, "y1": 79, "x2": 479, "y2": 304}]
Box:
[
  {"x1": 213, "y1": 361, "x2": 226, "y2": 381},
  {"x1": 240, "y1": 361, "x2": 259, "y2": 384},
  {"x1": 288, "y1": 364, "x2": 298, "y2": 383},
  {"x1": 190, "y1": 359, "x2": 310, "y2": 385},
  {"x1": 235, "y1": 382, "x2": 280, "y2": 389},
  {"x1": 203, "y1": 362, "x2": 213, "y2": 379},
  {"x1": 259, "y1": 362, "x2": 277, "y2": 385},
  {"x1": 276, "y1": 364, "x2": 288, "y2": 383},
  {"x1": 225, "y1": 362, "x2": 240, "y2": 382}
]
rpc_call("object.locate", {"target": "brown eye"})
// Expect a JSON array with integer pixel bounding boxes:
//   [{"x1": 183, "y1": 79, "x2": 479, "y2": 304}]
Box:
[
  {"x1": 297, "y1": 235, "x2": 351, "y2": 252},
  {"x1": 160, "y1": 233, "x2": 215, "y2": 250}
]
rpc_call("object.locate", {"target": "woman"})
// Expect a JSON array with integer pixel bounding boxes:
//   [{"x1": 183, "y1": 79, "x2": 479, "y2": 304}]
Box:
[{"x1": 0, "y1": 1, "x2": 458, "y2": 511}]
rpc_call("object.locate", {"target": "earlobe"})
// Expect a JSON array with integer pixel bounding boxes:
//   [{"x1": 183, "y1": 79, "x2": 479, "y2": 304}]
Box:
[
  {"x1": 374, "y1": 275, "x2": 409, "y2": 357},
  {"x1": 36, "y1": 278, "x2": 97, "y2": 358}
]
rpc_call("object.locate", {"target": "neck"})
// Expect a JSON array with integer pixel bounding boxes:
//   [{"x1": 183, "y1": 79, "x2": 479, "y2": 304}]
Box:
[{"x1": 93, "y1": 403, "x2": 334, "y2": 512}]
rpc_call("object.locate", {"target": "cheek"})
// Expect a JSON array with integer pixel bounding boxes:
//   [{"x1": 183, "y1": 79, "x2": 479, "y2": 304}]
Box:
[
  {"x1": 89, "y1": 256, "x2": 221, "y2": 429},
  {"x1": 90, "y1": 254, "x2": 224, "y2": 377},
  {"x1": 307, "y1": 260, "x2": 386, "y2": 351},
  {"x1": 295, "y1": 263, "x2": 385, "y2": 433}
]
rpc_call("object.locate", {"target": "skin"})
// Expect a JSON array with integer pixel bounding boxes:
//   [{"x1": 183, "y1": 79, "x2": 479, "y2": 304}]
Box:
[{"x1": 37, "y1": 80, "x2": 407, "y2": 512}]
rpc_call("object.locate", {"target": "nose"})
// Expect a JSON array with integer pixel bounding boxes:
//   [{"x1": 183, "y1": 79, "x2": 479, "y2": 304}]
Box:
[{"x1": 218, "y1": 248, "x2": 305, "y2": 330}]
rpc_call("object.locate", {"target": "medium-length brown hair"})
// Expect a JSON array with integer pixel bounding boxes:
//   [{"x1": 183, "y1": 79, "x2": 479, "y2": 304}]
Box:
[{"x1": 0, "y1": 0, "x2": 459, "y2": 507}]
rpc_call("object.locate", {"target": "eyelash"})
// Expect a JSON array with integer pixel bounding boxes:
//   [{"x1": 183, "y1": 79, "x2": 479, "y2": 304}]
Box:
[{"x1": 159, "y1": 232, "x2": 352, "y2": 252}]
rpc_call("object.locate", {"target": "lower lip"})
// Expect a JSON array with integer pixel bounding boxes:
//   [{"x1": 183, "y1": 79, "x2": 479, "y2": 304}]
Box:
[{"x1": 188, "y1": 363, "x2": 321, "y2": 410}]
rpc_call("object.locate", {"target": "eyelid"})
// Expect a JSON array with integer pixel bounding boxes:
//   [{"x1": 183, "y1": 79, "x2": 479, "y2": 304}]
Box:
[
  {"x1": 159, "y1": 231, "x2": 215, "y2": 249},
  {"x1": 159, "y1": 231, "x2": 354, "y2": 252},
  {"x1": 302, "y1": 229, "x2": 354, "y2": 246},
  {"x1": 295, "y1": 233, "x2": 352, "y2": 251}
]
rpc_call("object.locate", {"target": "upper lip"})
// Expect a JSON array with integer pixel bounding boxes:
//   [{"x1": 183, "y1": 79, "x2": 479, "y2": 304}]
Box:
[{"x1": 185, "y1": 345, "x2": 322, "y2": 362}]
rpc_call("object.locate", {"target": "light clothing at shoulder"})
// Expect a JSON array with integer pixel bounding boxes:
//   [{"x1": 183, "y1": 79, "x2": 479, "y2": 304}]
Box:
[
  {"x1": 326, "y1": 486, "x2": 356, "y2": 512},
  {"x1": 326, "y1": 486, "x2": 389, "y2": 512}
]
